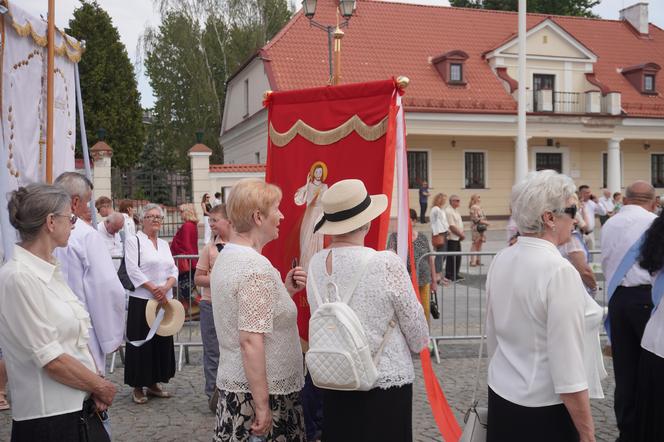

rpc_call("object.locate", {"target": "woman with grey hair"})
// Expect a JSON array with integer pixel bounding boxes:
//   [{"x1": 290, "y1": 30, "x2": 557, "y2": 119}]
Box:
[
  {"x1": 486, "y1": 170, "x2": 604, "y2": 442},
  {"x1": 124, "y1": 203, "x2": 179, "y2": 404},
  {"x1": 0, "y1": 184, "x2": 116, "y2": 441}
]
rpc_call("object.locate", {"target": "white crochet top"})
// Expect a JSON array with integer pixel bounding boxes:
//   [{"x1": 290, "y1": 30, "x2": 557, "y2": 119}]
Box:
[
  {"x1": 307, "y1": 246, "x2": 429, "y2": 389},
  {"x1": 211, "y1": 243, "x2": 304, "y2": 395}
]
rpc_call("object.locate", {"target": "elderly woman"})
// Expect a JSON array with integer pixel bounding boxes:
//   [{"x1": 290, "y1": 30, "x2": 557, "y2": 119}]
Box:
[
  {"x1": 308, "y1": 179, "x2": 429, "y2": 442},
  {"x1": 124, "y1": 203, "x2": 179, "y2": 404},
  {"x1": 211, "y1": 179, "x2": 306, "y2": 441},
  {"x1": 194, "y1": 204, "x2": 231, "y2": 411},
  {"x1": 486, "y1": 170, "x2": 605, "y2": 442},
  {"x1": 0, "y1": 184, "x2": 116, "y2": 441},
  {"x1": 635, "y1": 214, "x2": 664, "y2": 441},
  {"x1": 429, "y1": 193, "x2": 449, "y2": 282}
]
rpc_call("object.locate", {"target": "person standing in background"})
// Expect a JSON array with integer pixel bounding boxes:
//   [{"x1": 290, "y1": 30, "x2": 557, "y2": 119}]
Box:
[
  {"x1": 95, "y1": 196, "x2": 114, "y2": 218},
  {"x1": 429, "y1": 193, "x2": 449, "y2": 283},
  {"x1": 201, "y1": 194, "x2": 213, "y2": 244},
  {"x1": 444, "y1": 195, "x2": 465, "y2": 282},
  {"x1": 613, "y1": 192, "x2": 624, "y2": 213},
  {"x1": 118, "y1": 200, "x2": 137, "y2": 242},
  {"x1": 211, "y1": 192, "x2": 222, "y2": 208},
  {"x1": 578, "y1": 185, "x2": 606, "y2": 250},
  {"x1": 468, "y1": 194, "x2": 489, "y2": 267},
  {"x1": 598, "y1": 189, "x2": 615, "y2": 226},
  {"x1": 419, "y1": 180, "x2": 431, "y2": 224},
  {"x1": 98, "y1": 212, "x2": 125, "y2": 271}
]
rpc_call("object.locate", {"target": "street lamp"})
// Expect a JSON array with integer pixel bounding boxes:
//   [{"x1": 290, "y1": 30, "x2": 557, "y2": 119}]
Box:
[{"x1": 301, "y1": 0, "x2": 356, "y2": 85}]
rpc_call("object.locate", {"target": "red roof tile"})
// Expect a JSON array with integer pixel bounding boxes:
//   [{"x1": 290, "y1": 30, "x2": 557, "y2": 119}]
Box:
[
  {"x1": 259, "y1": 0, "x2": 664, "y2": 117},
  {"x1": 209, "y1": 164, "x2": 266, "y2": 173}
]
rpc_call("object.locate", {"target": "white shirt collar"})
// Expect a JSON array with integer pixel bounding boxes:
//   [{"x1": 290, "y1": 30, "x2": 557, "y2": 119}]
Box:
[{"x1": 13, "y1": 244, "x2": 56, "y2": 283}]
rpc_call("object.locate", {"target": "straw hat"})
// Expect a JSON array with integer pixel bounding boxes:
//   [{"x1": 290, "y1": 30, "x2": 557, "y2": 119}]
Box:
[
  {"x1": 145, "y1": 299, "x2": 186, "y2": 337},
  {"x1": 313, "y1": 179, "x2": 388, "y2": 235}
]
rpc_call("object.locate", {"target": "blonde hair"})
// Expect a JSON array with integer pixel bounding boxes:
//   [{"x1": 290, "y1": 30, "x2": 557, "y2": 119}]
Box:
[
  {"x1": 469, "y1": 194, "x2": 481, "y2": 209},
  {"x1": 227, "y1": 179, "x2": 282, "y2": 233},
  {"x1": 432, "y1": 193, "x2": 447, "y2": 208},
  {"x1": 179, "y1": 204, "x2": 199, "y2": 223}
]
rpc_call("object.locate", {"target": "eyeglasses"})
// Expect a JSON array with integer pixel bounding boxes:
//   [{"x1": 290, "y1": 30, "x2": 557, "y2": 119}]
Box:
[
  {"x1": 560, "y1": 205, "x2": 578, "y2": 219},
  {"x1": 54, "y1": 213, "x2": 78, "y2": 225},
  {"x1": 144, "y1": 215, "x2": 164, "y2": 222}
]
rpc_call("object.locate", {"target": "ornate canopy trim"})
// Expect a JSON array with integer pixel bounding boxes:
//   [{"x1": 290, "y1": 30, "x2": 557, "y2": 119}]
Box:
[{"x1": 269, "y1": 114, "x2": 388, "y2": 147}]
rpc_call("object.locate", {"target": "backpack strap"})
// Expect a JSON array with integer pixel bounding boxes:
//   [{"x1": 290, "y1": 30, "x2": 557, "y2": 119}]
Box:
[
  {"x1": 373, "y1": 315, "x2": 397, "y2": 366},
  {"x1": 309, "y1": 248, "x2": 375, "y2": 305}
]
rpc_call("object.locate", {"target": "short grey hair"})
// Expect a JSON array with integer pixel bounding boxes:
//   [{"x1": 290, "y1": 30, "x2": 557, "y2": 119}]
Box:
[
  {"x1": 511, "y1": 170, "x2": 577, "y2": 234},
  {"x1": 8, "y1": 184, "x2": 71, "y2": 242},
  {"x1": 140, "y1": 203, "x2": 163, "y2": 221},
  {"x1": 106, "y1": 212, "x2": 124, "y2": 226},
  {"x1": 54, "y1": 171, "x2": 93, "y2": 197}
]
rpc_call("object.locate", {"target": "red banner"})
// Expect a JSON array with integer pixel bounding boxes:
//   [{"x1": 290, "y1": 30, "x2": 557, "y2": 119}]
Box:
[{"x1": 264, "y1": 79, "x2": 398, "y2": 340}]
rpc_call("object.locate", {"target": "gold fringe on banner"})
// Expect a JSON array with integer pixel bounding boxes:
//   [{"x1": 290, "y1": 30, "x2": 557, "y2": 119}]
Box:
[{"x1": 269, "y1": 114, "x2": 388, "y2": 147}]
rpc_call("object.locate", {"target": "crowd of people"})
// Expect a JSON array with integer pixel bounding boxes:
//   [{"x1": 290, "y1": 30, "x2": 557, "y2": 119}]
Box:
[{"x1": 0, "y1": 169, "x2": 662, "y2": 441}]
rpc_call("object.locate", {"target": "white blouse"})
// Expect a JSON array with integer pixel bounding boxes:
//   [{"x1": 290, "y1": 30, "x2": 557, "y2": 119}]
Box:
[
  {"x1": 429, "y1": 205, "x2": 449, "y2": 236},
  {"x1": 125, "y1": 231, "x2": 179, "y2": 300},
  {"x1": 642, "y1": 272, "x2": 664, "y2": 358},
  {"x1": 0, "y1": 246, "x2": 96, "y2": 421},
  {"x1": 211, "y1": 243, "x2": 304, "y2": 395},
  {"x1": 307, "y1": 246, "x2": 429, "y2": 389},
  {"x1": 486, "y1": 236, "x2": 604, "y2": 407}
]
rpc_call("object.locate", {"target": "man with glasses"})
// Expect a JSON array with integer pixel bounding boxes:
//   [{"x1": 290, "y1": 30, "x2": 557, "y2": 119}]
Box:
[
  {"x1": 601, "y1": 181, "x2": 657, "y2": 442},
  {"x1": 53, "y1": 172, "x2": 125, "y2": 437},
  {"x1": 444, "y1": 195, "x2": 465, "y2": 282}
]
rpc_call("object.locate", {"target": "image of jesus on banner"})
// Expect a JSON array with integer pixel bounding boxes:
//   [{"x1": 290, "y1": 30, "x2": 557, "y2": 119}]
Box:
[{"x1": 294, "y1": 161, "x2": 329, "y2": 271}]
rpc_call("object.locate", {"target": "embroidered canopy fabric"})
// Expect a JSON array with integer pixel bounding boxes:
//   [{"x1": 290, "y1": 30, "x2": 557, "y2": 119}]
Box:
[{"x1": 0, "y1": 2, "x2": 80, "y2": 259}]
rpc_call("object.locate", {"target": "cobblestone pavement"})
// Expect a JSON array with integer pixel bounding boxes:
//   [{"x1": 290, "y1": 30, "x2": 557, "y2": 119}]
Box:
[{"x1": 0, "y1": 343, "x2": 618, "y2": 441}]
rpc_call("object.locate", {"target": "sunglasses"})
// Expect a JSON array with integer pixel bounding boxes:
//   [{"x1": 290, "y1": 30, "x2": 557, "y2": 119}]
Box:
[
  {"x1": 54, "y1": 213, "x2": 78, "y2": 225},
  {"x1": 560, "y1": 205, "x2": 578, "y2": 219}
]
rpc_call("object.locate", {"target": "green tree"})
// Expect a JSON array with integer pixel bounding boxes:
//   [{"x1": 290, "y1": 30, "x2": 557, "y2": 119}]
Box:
[
  {"x1": 449, "y1": 0, "x2": 599, "y2": 17},
  {"x1": 66, "y1": 0, "x2": 145, "y2": 168}
]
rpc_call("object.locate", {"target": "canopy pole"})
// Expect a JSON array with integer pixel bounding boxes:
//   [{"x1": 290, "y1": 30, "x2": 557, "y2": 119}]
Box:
[
  {"x1": 75, "y1": 64, "x2": 97, "y2": 226},
  {"x1": 46, "y1": 0, "x2": 55, "y2": 183}
]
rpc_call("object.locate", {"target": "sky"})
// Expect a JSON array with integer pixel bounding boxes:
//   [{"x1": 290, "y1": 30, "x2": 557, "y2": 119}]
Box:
[{"x1": 19, "y1": 0, "x2": 664, "y2": 109}]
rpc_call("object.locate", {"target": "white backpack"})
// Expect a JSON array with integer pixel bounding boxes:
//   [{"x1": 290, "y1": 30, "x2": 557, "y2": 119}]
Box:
[{"x1": 305, "y1": 250, "x2": 396, "y2": 391}]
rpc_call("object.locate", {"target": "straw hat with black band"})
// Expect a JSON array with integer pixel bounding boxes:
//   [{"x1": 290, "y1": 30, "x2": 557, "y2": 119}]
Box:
[
  {"x1": 145, "y1": 299, "x2": 185, "y2": 337},
  {"x1": 313, "y1": 179, "x2": 388, "y2": 235}
]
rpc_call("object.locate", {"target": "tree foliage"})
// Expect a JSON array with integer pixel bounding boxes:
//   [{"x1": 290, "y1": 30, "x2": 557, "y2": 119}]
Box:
[
  {"x1": 449, "y1": 0, "x2": 600, "y2": 17},
  {"x1": 66, "y1": 0, "x2": 145, "y2": 169},
  {"x1": 142, "y1": 0, "x2": 292, "y2": 167}
]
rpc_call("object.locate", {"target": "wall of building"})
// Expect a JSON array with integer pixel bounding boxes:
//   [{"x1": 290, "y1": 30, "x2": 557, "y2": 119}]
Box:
[{"x1": 222, "y1": 58, "x2": 271, "y2": 132}]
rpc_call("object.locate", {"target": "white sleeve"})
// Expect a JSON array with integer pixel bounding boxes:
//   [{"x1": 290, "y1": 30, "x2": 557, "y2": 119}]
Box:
[
  {"x1": 546, "y1": 265, "x2": 589, "y2": 394},
  {"x1": 125, "y1": 235, "x2": 149, "y2": 288},
  {"x1": 81, "y1": 232, "x2": 126, "y2": 355}
]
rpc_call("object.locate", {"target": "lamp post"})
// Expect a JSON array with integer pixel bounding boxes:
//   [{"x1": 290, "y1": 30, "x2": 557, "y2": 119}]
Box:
[{"x1": 302, "y1": 0, "x2": 356, "y2": 85}]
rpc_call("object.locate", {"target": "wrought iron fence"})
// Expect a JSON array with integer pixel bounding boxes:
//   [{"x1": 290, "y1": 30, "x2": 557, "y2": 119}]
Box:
[{"x1": 111, "y1": 168, "x2": 191, "y2": 208}]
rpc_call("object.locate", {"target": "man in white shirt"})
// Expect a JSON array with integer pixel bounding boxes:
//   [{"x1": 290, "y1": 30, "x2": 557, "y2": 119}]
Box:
[
  {"x1": 211, "y1": 192, "x2": 222, "y2": 208},
  {"x1": 579, "y1": 184, "x2": 606, "y2": 250},
  {"x1": 98, "y1": 212, "x2": 125, "y2": 271},
  {"x1": 53, "y1": 173, "x2": 125, "y2": 376},
  {"x1": 601, "y1": 180, "x2": 657, "y2": 442},
  {"x1": 444, "y1": 195, "x2": 465, "y2": 281},
  {"x1": 598, "y1": 188, "x2": 615, "y2": 226}
]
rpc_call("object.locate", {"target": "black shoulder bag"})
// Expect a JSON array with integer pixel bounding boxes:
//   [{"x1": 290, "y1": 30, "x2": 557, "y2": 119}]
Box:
[{"x1": 117, "y1": 236, "x2": 140, "y2": 291}]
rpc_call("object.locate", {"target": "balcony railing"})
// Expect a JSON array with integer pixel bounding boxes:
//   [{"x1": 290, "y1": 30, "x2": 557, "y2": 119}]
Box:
[{"x1": 526, "y1": 90, "x2": 621, "y2": 115}]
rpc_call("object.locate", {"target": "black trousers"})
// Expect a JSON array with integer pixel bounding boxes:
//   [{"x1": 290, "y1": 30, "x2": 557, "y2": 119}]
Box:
[
  {"x1": 322, "y1": 384, "x2": 412, "y2": 442},
  {"x1": 487, "y1": 387, "x2": 578, "y2": 442},
  {"x1": 419, "y1": 202, "x2": 427, "y2": 224},
  {"x1": 608, "y1": 285, "x2": 653, "y2": 442},
  {"x1": 636, "y1": 348, "x2": 664, "y2": 442},
  {"x1": 445, "y1": 239, "x2": 461, "y2": 280}
]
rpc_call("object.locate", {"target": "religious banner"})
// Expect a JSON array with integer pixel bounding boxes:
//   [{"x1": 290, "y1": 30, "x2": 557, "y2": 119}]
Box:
[
  {"x1": 264, "y1": 78, "x2": 462, "y2": 441},
  {"x1": 0, "y1": 1, "x2": 82, "y2": 260}
]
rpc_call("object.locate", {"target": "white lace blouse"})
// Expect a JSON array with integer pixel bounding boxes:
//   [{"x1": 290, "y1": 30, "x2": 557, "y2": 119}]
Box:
[
  {"x1": 211, "y1": 243, "x2": 304, "y2": 395},
  {"x1": 307, "y1": 246, "x2": 429, "y2": 390}
]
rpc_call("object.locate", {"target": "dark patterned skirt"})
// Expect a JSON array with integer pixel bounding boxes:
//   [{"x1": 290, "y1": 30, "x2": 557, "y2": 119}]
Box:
[
  {"x1": 213, "y1": 389, "x2": 305, "y2": 442},
  {"x1": 124, "y1": 296, "x2": 176, "y2": 388}
]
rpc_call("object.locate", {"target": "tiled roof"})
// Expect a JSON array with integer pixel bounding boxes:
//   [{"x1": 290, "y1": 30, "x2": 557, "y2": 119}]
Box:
[
  {"x1": 209, "y1": 164, "x2": 266, "y2": 173},
  {"x1": 260, "y1": 0, "x2": 664, "y2": 117}
]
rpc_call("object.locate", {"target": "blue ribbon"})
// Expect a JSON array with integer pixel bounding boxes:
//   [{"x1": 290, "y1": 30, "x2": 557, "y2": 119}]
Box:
[
  {"x1": 604, "y1": 233, "x2": 646, "y2": 339},
  {"x1": 652, "y1": 271, "x2": 664, "y2": 312}
]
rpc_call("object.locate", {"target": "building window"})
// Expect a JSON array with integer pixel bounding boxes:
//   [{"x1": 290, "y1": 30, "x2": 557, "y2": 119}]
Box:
[
  {"x1": 652, "y1": 154, "x2": 664, "y2": 188},
  {"x1": 645, "y1": 74, "x2": 655, "y2": 92},
  {"x1": 450, "y1": 63, "x2": 463, "y2": 82},
  {"x1": 535, "y1": 152, "x2": 563, "y2": 173},
  {"x1": 407, "y1": 151, "x2": 428, "y2": 189},
  {"x1": 464, "y1": 152, "x2": 485, "y2": 189},
  {"x1": 255, "y1": 152, "x2": 260, "y2": 164},
  {"x1": 243, "y1": 78, "x2": 249, "y2": 117}
]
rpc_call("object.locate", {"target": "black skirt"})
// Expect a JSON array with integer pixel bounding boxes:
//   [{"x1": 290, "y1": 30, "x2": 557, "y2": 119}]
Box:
[
  {"x1": 322, "y1": 383, "x2": 412, "y2": 442},
  {"x1": 636, "y1": 348, "x2": 664, "y2": 442},
  {"x1": 487, "y1": 387, "x2": 579, "y2": 442},
  {"x1": 124, "y1": 296, "x2": 176, "y2": 388}
]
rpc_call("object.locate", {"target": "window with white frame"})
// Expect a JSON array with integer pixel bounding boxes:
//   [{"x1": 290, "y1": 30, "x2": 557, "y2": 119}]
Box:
[
  {"x1": 407, "y1": 151, "x2": 428, "y2": 189},
  {"x1": 464, "y1": 151, "x2": 486, "y2": 189},
  {"x1": 450, "y1": 63, "x2": 463, "y2": 82},
  {"x1": 645, "y1": 74, "x2": 655, "y2": 93},
  {"x1": 652, "y1": 154, "x2": 664, "y2": 188}
]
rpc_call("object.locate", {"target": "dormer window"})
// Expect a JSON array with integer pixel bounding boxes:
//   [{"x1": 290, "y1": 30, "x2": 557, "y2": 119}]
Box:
[
  {"x1": 622, "y1": 62, "x2": 660, "y2": 95},
  {"x1": 645, "y1": 74, "x2": 655, "y2": 92},
  {"x1": 431, "y1": 50, "x2": 469, "y2": 86}
]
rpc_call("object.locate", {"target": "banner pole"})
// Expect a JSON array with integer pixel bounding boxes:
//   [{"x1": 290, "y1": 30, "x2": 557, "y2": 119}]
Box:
[
  {"x1": 75, "y1": 63, "x2": 97, "y2": 226},
  {"x1": 46, "y1": 0, "x2": 55, "y2": 183}
]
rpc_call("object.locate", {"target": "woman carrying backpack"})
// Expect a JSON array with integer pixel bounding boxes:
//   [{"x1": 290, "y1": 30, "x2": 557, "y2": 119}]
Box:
[{"x1": 306, "y1": 179, "x2": 429, "y2": 442}]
